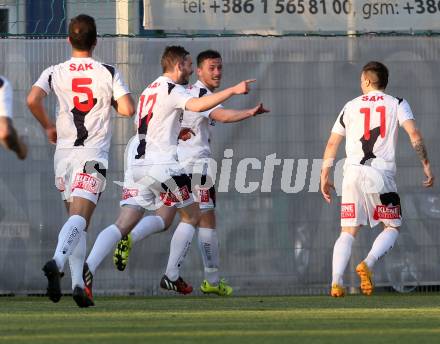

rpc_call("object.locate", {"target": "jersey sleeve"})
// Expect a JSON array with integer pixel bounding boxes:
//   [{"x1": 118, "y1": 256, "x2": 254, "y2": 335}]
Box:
[
  {"x1": 112, "y1": 68, "x2": 130, "y2": 100},
  {"x1": 397, "y1": 98, "x2": 415, "y2": 126},
  {"x1": 33, "y1": 66, "x2": 54, "y2": 95},
  {"x1": 331, "y1": 105, "x2": 347, "y2": 136},
  {"x1": 203, "y1": 104, "x2": 223, "y2": 119},
  {"x1": 0, "y1": 77, "x2": 13, "y2": 118},
  {"x1": 173, "y1": 85, "x2": 193, "y2": 110}
]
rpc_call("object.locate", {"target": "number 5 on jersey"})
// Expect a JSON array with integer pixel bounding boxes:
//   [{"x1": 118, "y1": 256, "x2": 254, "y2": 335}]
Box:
[
  {"x1": 72, "y1": 78, "x2": 94, "y2": 112},
  {"x1": 360, "y1": 106, "x2": 386, "y2": 140}
]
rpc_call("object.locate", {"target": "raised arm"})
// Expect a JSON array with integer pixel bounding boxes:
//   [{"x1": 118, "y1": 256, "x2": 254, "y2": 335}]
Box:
[
  {"x1": 210, "y1": 103, "x2": 269, "y2": 123},
  {"x1": 27, "y1": 86, "x2": 57, "y2": 144},
  {"x1": 320, "y1": 132, "x2": 344, "y2": 203},
  {"x1": 402, "y1": 119, "x2": 434, "y2": 187},
  {"x1": 185, "y1": 79, "x2": 255, "y2": 113}
]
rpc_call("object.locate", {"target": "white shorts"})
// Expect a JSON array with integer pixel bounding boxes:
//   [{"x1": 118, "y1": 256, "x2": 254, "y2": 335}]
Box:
[
  {"x1": 54, "y1": 149, "x2": 108, "y2": 204},
  {"x1": 341, "y1": 165, "x2": 401, "y2": 228},
  {"x1": 120, "y1": 161, "x2": 195, "y2": 210},
  {"x1": 182, "y1": 159, "x2": 216, "y2": 210}
]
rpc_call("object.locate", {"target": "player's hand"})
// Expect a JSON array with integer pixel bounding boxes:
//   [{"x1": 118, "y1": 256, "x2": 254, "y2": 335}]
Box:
[
  {"x1": 178, "y1": 127, "x2": 195, "y2": 141},
  {"x1": 422, "y1": 162, "x2": 434, "y2": 187},
  {"x1": 45, "y1": 126, "x2": 57, "y2": 145},
  {"x1": 232, "y1": 79, "x2": 256, "y2": 95},
  {"x1": 320, "y1": 176, "x2": 335, "y2": 204},
  {"x1": 250, "y1": 103, "x2": 270, "y2": 117}
]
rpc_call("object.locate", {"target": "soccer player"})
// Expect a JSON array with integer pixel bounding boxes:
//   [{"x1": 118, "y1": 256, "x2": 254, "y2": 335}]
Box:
[
  {"x1": 27, "y1": 14, "x2": 135, "y2": 307},
  {"x1": 113, "y1": 50, "x2": 269, "y2": 296},
  {"x1": 321, "y1": 61, "x2": 434, "y2": 297},
  {"x1": 83, "y1": 46, "x2": 259, "y2": 300},
  {"x1": 0, "y1": 76, "x2": 27, "y2": 159}
]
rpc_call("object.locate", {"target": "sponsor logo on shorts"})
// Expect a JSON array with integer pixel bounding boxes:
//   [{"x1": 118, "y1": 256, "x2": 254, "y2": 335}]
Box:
[
  {"x1": 199, "y1": 189, "x2": 210, "y2": 203},
  {"x1": 341, "y1": 203, "x2": 356, "y2": 219},
  {"x1": 122, "y1": 188, "x2": 139, "y2": 200},
  {"x1": 71, "y1": 173, "x2": 102, "y2": 194},
  {"x1": 160, "y1": 186, "x2": 191, "y2": 206},
  {"x1": 374, "y1": 205, "x2": 400, "y2": 220}
]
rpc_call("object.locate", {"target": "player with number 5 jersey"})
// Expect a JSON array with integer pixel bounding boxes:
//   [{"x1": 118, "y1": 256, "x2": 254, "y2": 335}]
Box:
[
  {"x1": 27, "y1": 14, "x2": 135, "y2": 307},
  {"x1": 320, "y1": 61, "x2": 434, "y2": 298}
]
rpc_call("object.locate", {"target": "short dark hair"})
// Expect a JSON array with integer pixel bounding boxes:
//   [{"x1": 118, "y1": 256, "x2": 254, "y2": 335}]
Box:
[
  {"x1": 197, "y1": 50, "x2": 222, "y2": 67},
  {"x1": 362, "y1": 61, "x2": 389, "y2": 90},
  {"x1": 161, "y1": 46, "x2": 190, "y2": 73},
  {"x1": 68, "y1": 14, "x2": 97, "y2": 51}
]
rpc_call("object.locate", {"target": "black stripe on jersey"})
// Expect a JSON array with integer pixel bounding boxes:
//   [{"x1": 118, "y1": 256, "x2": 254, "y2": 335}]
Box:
[
  {"x1": 359, "y1": 127, "x2": 380, "y2": 165},
  {"x1": 102, "y1": 64, "x2": 115, "y2": 78},
  {"x1": 48, "y1": 74, "x2": 53, "y2": 90},
  {"x1": 72, "y1": 98, "x2": 98, "y2": 146},
  {"x1": 0, "y1": 77, "x2": 4, "y2": 88},
  {"x1": 168, "y1": 83, "x2": 176, "y2": 95},
  {"x1": 135, "y1": 115, "x2": 149, "y2": 159},
  {"x1": 199, "y1": 88, "x2": 208, "y2": 98},
  {"x1": 396, "y1": 97, "x2": 404, "y2": 104},
  {"x1": 339, "y1": 111, "x2": 345, "y2": 128}
]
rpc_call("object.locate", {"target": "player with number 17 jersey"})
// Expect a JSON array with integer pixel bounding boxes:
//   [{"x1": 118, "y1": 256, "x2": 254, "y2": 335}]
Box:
[{"x1": 133, "y1": 76, "x2": 192, "y2": 165}]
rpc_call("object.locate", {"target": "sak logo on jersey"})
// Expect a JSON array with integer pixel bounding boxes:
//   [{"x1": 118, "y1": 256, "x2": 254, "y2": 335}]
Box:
[
  {"x1": 362, "y1": 95, "x2": 384, "y2": 102},
  {"x1": 374, "y1": 205, "x2": 400, "y2": 220},
  {"x1": 341, "y1": 203, "x2": 356, "y2": 219},
  {"x1": 71, "y1": 173, "x2": 102, "y2": 194},
  {"x1": 69, "y1": 63, "x2": 93, "y2": 71}
]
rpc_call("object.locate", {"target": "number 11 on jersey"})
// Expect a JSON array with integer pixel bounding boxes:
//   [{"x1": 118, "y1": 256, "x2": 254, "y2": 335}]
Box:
[{"x1": 360, "y1": 106, "x2": 386, "y2": 140}]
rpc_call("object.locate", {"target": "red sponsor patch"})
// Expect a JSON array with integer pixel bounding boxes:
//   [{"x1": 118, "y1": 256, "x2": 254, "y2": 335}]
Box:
[
  {"x1": 160, "y1": 186, "x2": 191, "y2": 206},
  {"x1": 71, "y1": 173, "x2": 102, "y2": 194},
  {"x1": 341, "y1": 203, "x2": 356, "y2": 219},
  {"x1": 374, "y1": 205, "x2": 400, "y2": 220},
  {"x1": 122, "y1": 188, "x2": 138, "y2": 200},
  {"x1": 199, "y1": 189, "x2": 210, "y2": 203}
]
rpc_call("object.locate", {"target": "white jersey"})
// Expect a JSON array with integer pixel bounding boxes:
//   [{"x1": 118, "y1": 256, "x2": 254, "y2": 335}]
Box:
[
  {"x1": 0, "y1": 76, "x2": 13, "y2": 118},
  {"x1": 177, "y1": 80, "x2": 221, "y2": 164},
  {"x1": 34, "y1": 57, "x2": 130, "y2": 152},
  {"x1": 332, "y1": 90, "x2": 414, "y2": 174},
  {"x1": 133, "y1": 76, "x2": 192, "y2": 165}
]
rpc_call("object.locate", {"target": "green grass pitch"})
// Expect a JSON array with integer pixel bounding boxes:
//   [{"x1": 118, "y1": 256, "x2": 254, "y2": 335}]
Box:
[{"x1": 1, "y1": 294, "x2": 440, "y2": 343}]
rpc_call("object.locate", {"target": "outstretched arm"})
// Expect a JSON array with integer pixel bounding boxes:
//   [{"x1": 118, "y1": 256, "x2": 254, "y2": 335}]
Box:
[
  {"x1": 185, "y1": 79, "x2": 256, "y2": 113},
  {"x1": 210, "y1": 103, "x2": 269, "y2": 123},
  {"x1": 320, "y1": 132, "x2": 344, "y2": 203},
  {"x1": 27, "y1": 86, "x2": 57, "y2": 144},
  {"x1": 402, "y1": 119, "x2": 434, "y2": 187}
]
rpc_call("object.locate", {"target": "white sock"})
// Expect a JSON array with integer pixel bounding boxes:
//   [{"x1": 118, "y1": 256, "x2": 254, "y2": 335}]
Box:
[
  {"x1": 131, "y1": 215, "x2": 165, "y2": 244},
  {"x1": 86, "y1": 224, "x2": 122, "y2": 275},
  {"x1": 332, "y1": 232, "x2": 355, "y2": 286},
  {"x1": 364, "y1": 227, "x2": 399, "y2": 269},
  {"x1": 165, "y1": 222, "x2": 195, "y2": 281},
  {"x1": 69, "y1": 230, "x2": 87, "y2": 289},
  {"x1": 53, "y1": 215, "x2": 87, "y2": 272},
  {"x1": 198, "y1": 227, "x2": 220, "y2": 285}
]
